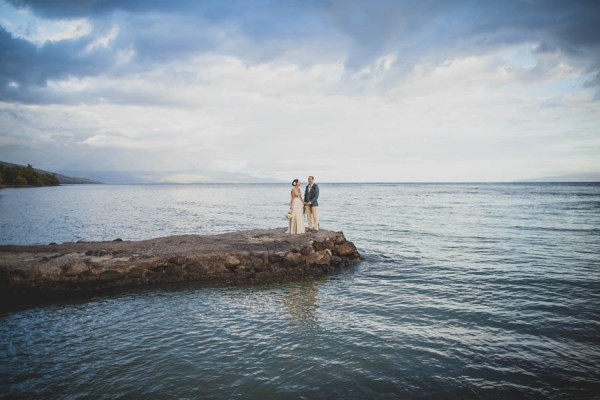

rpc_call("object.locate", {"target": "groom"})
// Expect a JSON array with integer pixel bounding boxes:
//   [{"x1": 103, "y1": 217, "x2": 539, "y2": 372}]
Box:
[{"x1": 304, "y1": 176, "x2": 319, "y2": 232}]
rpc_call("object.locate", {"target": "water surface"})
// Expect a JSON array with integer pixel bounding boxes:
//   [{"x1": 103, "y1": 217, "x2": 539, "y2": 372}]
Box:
[{"x1": 1, "y1": 183, "x2": 599, "y2": 398}]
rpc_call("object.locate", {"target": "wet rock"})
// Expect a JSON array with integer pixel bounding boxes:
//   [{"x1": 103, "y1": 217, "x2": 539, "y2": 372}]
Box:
[
  {"x1": 0, "y1": 228, "x2": 361, "y2": 297},
  {"x1": 165, "y1": 264, "x2": 183, "y2": 276},
  {"x1": 300, "y1": 246, "x2": 314, "y2": 255},
  {"x1": 98, "y1": 270, "x2": 123, "y2": 282},
  {"x1": 78, "y1": 270, "x2": 97, "y2": 283},
  {"x1": 334, "y1": 234, "x2": 346, "y2": 245},
  {"x1": 269, "y1": 253, "x2": 285, "y2": 263},
  {"x1": 330, "y1": 255, "x2": 343, "y2": 266},
  {"x1": 313, "y1": 238, "x2": 334, "y2": 251},
  {"x1": 184, "y1": 262, "x2": 206, "y2": 274},
  {"x1": 333, "y1": 241, "x2": 357, "y2": 257},
  {"x1": 127, "y1": 267, "x2": 144, "y2": 278},
  {"x1": 283, "y1": 252, "x2": 304, "y2": 267},
  {"x1": 11, "y1": 268, "x2": 31, "y2": 279},
  {"x1": 307, "y1": 250, "x2": 331, "y2": 265}
]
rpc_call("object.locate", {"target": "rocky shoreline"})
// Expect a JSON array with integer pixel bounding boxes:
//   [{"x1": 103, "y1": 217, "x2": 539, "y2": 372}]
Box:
[{"x1": 0, "y1": 228, "x2": 361, "y2": 301}]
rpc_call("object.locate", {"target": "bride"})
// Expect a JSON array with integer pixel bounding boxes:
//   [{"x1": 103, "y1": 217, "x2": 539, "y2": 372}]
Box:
[{"x1": 288, "y1": 178, "x2": 306, "y2": 234}]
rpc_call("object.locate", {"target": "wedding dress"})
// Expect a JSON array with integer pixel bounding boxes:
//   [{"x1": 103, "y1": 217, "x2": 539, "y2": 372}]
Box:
[{"x1": 289, "y1": 190, "x2": 305, "y2": 234}]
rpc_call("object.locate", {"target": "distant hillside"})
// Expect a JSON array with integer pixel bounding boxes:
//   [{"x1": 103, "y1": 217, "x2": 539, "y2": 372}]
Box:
[{"x1": 0, "y1": 161, "x2": 102, "y2": 185}]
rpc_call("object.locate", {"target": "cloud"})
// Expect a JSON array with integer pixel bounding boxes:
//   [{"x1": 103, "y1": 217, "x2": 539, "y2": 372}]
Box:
[
  {"x1": 0, "y1": 0, "x2": 599, "y2": 181},
  {"x1": 1, "y1": 0, "x2": 599, "y2": 104},
  {"x1": 2, "y1": 45, "x2": 597, "y2": 181}
]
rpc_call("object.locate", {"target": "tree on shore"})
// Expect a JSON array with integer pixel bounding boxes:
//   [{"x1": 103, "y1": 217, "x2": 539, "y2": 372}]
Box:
[{"x1": 0, "y1": 164, "x2": 59, "y2": 186}]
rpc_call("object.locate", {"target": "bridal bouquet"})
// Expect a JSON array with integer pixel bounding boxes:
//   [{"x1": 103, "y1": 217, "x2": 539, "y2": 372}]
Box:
[{"x1": 285, "y1": 211, "x2": 292, "y2": 220}]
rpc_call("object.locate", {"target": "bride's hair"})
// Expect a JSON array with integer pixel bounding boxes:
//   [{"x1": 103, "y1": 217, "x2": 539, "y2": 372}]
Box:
[{"x1": 292, "y1": 179, "x2": 299, "y2": 186}]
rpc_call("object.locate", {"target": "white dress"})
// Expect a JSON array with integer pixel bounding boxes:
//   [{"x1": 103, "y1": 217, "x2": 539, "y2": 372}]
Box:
[{"x1": 289, "y1": 189, "x2": 305, "y2": 234}]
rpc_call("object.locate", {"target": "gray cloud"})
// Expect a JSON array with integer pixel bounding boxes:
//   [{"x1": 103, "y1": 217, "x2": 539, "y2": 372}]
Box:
[
  {"x1": 1, "y1": 0, "x2": 599, "y2": 105},
  {"x1": 331, "y1": 0, "x2": 600, "y2": 74},
  {"x1": 0, "y1": 23, "x2": 117, "y2": 103}
]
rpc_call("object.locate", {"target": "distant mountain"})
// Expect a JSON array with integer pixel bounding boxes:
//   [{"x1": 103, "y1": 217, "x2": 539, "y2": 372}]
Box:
[
  {"x1": 515, "y1": 172, "x2": 600, "y2": 183},
  {"x1": 58, "y1": 169, "x2": 283, "y2": 184},
  {"x1": 0, "y1": 161, "x2": 102, "y2": 184},
  {"x1": 1, "y1": 162, "x2": 282, "y2": 184}
]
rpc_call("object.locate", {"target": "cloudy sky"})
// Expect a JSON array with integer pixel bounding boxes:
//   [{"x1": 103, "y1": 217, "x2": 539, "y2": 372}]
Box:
[{"x1": 0, "y1": 0, "x2": 599, "y2": 182}]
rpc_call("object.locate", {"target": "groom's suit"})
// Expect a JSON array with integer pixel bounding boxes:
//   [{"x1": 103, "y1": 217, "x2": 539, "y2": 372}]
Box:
[{"x1": 304, "y1": 183, "x2": 319, "y2": 230}]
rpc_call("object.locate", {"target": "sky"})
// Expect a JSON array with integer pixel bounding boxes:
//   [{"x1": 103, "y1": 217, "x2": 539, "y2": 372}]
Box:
[{"x1": 0, "y1": 0, "x2": 599, "y2": 182}]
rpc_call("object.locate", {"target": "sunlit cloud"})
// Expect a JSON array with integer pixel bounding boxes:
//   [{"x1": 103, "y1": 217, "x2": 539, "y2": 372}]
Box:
[
  {"x1": 0, "y1": 1, "x2": 91, "y2": 45},
  {"x1": 85, "y1": 25, "x2": 118, "y2": 53}
]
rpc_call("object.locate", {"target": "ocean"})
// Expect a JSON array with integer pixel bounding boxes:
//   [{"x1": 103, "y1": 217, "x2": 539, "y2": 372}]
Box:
[{"x1": 1, "y1": 183, "x2": 599, "y2": 399}]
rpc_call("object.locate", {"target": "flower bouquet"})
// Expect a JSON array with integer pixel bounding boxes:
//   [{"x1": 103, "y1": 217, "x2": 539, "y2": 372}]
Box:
[{"x1": 285, "y1": 211, "x2": 292, "y2": 220}]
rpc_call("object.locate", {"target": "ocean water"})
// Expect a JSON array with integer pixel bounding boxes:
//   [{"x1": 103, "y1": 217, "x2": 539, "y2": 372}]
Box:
[{"x1": 0, "y1": 183, "x2": 599, "y2": 399}]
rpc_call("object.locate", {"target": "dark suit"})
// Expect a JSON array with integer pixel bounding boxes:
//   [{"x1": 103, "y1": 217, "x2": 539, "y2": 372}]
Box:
[
  {"x1": 304, "y1": 183, "x2": 319, "y2": 229},
  {"x1": 304, "y1": 183, "x2": 319, "y2": 207}
]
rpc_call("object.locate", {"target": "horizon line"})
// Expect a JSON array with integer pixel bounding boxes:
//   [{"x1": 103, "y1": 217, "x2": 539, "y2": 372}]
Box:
[{"x1": 68, "y1": 181, "x2": 600, "y2": 185}]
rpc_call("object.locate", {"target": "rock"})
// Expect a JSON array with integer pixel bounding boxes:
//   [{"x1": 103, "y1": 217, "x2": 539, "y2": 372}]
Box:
[
  {"x1": 37, "y1": 264, "x2": 62, "y2": 278},
  {"x1": 98, "y1": 270, "x2": 123, "y2": 282},
  {"x1": 313, "y1": 238, "x2": 334, "y2": 251},
  {"x1": 300, "y1": 246, "x2": 314, "y2": 255},
  {"x1": 127, "y1": 266, "x2": 145, "y2": 278},
  {"x1": 330, "y1": 255, "x2": 343, "y2": 266},
  {"x1": 11, "y1": 268, "x2": 31, "y2": 279},
  {"x1": 168, "y1": 256, "x2": 187, "y2": 265},
  {"x1": 184, "y1": 262, "x2": 206, "y2": 274},
  {"x1": 165, "y1": 264, "x2": 183, "y2": 276},
  {"x1": 225, "y1": 255, "x2": 241, "y2": 268},
  {"x1": 63, "y1": 263, "x2": 88, "y2": 277},
  {"x1": 0, "y1": 228, "x2": 361, "y2": 300},
  {"x1": 333, "y1": 241, "x2": 357, "y2": 257},
  {"x1": 283, "y1": 252, "x2": 304, "y2": 266},
  {"x1": 334, "y1": 234, "x2": 346, "y2": 245},
  {"x1": 78, "y1": 270, "x2": 97, "y2": 283},
  {"x1": 307, "y1": 250, "x2": 331, "y2": 265},
  {"x1": 269, "y1": 252, "x2": 286, "y2": 263}
]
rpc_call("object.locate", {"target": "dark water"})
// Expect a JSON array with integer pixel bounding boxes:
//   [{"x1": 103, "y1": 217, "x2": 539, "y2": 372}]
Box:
[{"x1": 1, "y1": 183, "x2": 599, "y2": 399}]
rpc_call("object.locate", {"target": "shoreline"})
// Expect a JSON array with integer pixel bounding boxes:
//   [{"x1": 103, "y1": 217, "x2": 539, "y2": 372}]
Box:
[{"x1": 0, "y1": 228, "x2": 361, "y2": 303}]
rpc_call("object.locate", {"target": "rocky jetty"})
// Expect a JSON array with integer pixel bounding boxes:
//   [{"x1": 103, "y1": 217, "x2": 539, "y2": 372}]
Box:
[{"x1": 0, "y1": 229, "x2": 361, "y2": 299}]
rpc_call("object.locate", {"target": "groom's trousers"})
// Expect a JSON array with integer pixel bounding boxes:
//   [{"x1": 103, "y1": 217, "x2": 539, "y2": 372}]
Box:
[{"x1": 306, "y1": 206, "x2": 319, "y2": 230}]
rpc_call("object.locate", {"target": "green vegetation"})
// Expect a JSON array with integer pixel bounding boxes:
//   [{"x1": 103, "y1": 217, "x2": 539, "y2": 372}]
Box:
[{"x1": 0, "y1": 164, "x2": 59, "y2": 187}]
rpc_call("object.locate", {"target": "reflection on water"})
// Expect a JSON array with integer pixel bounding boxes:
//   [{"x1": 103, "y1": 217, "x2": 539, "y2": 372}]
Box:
[{"x1": 283, "y1": 280, "x2": 319, "y2": 328}]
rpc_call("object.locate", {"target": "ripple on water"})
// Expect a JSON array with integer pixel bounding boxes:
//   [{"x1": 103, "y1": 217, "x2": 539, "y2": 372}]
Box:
[{"x1": 1, "y1": 183, "x2": 600, "y2": 398}]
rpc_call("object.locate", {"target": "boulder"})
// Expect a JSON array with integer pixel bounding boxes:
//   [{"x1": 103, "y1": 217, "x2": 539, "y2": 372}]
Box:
[{"x1": 333, "y1": 241, "x2": 357, "y2": 257}]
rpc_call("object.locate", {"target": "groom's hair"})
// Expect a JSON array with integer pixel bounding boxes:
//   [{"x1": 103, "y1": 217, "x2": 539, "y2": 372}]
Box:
[{"x1": 309, "y1": 176, "x2": 314, "y2": 180}]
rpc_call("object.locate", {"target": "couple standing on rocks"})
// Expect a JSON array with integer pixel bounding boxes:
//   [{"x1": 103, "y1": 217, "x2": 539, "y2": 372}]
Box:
[{"x1": 287, "y1": 175, "x2": 319, "y2": 235}]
